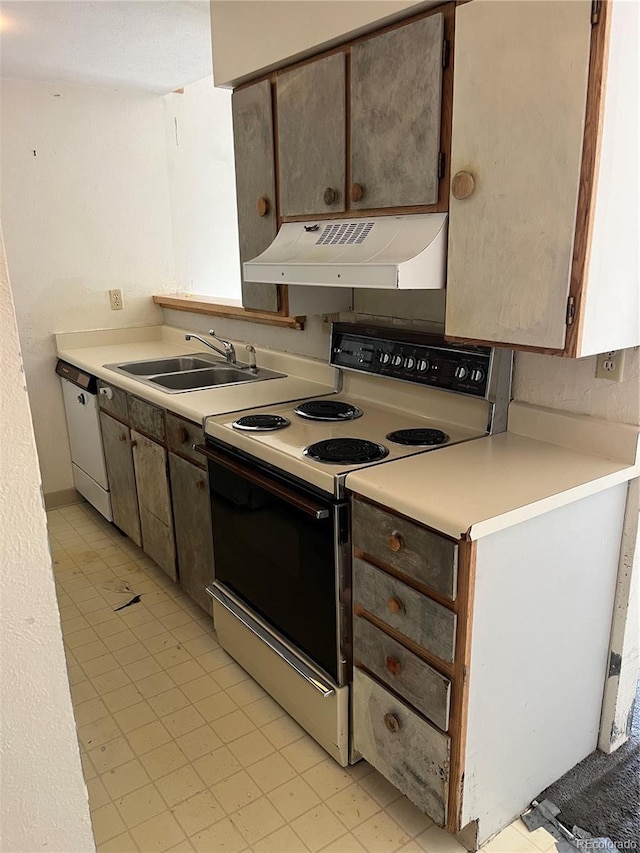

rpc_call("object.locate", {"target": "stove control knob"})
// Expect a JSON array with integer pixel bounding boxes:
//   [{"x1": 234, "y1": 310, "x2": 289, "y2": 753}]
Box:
[
  {"x1": 391, "y1": 354, "x2": 403, "y2": 367},
  {"x1": 454, "y1": 365, "x2": 469, "y2": 380},
  {"x1": 403, "y1": 356, "x2": 416, "y2": 370},
  {"x1": 470, "y1": 368, "x2": 485, "y2": 383},
  {"x1": 417, "y1": 359, "x2": 430, "y2": 373},
  {"x1": 379, "y1": 352, "x2": 391, "y2": 365}
]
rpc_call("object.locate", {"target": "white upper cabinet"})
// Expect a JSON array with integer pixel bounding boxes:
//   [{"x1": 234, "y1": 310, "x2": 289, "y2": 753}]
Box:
[{"x1": 445, "y1": 0, "x2": 639, "y2": 357}]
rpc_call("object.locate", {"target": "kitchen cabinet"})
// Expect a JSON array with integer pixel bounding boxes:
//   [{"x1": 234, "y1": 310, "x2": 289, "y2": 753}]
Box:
[
  {"x1": 445, "y1": 0, "x2": 639, "y2": 356},
  {"x1": 351, "y1": 486, "x2": 628, "y2": 848},
  {"x1": 277, "y1": 53, "x2": 346, "y2": 217},
  {"x1": 99, "y1": 411, "x2": 142, "y2": 547},
  {"x1": 231, "y1": 79, "x2": 279, "y2": 313},
  {"x1": 350, "y1": 12, "x2": 444, "y2": 210},
  {"x1": 167, "y1": 413, "x2": 215, "y2": 614}
]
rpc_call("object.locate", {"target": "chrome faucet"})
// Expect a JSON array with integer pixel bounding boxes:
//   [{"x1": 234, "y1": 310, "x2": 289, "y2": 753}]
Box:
[{"x1": 185, "y1": 330, "x2": 236, "y2": 364}]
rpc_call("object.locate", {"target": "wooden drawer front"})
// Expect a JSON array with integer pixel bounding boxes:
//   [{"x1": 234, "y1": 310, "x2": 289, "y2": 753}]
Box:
[
  {"x1": 353, "y1": 500, "x2": 457, "y2": 600},
  {"x1": 353, "y1": 668, "x2": 449, "y2": 826},
  {"x1": 166, "y1": 413, "x2": 203, "y2": 466},
  {"x1": 97, "y1": 380, "x2": 128, "y2": 421},
  {"x1": 127, "y1": 395, "x2": 165, "y2": 443},
  {"x1": 354, "y1": 558, "x2": 456, "y2": 664},
  {"x1": 354, "y1": 615, "x2": 451, "y2": 731}
]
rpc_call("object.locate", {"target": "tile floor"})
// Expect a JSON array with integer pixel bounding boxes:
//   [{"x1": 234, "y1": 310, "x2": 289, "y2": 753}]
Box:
[{"x1": 49, "y1": 501, "x2": 555, "y2": 853}]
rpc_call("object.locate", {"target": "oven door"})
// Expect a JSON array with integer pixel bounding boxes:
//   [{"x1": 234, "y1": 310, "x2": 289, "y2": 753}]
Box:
[{"x1": 198, "y1": 441, "x2": 348, "y2": 685}]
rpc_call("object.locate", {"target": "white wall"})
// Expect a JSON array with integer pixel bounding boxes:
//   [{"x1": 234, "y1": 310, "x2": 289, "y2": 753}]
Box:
[
  {"x1": 0, "y1": 79, "x2": 176, "y2": 495},
  {"x1": 0, "y1": 226, "x2": 95, "y2": 852},
  {"x1": 163, "y1": 77, "x2": 241, "y2": 301}
]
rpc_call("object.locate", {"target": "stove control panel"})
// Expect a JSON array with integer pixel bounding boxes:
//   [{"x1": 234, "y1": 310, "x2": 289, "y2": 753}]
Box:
[{"x1": 330, "y1": 324, "x2": 493, "y2": 398}]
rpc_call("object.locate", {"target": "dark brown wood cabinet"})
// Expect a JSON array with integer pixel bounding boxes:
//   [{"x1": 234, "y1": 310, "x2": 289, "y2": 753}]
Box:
[{"x1": 99, "y1": 411, "x2": 142, "y2": 547}]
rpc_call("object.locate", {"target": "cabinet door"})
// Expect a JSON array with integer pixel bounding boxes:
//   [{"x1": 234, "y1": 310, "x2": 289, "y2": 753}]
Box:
[
  {"x1": 232, "y1": 79, "x2": 279, "y2": 313},
  {"x1": 169, "y1": 453, "x2": 215, "y2": 614},
  {"x1": 99, "y1": 412, "x2": 142, "y2": 547},
  {"x1": 131, "y1": 430, "x2": 177, "y2": 581},
  {"x1": 350, "y1": 13, "x2": 444, "y2": 210},
  {"x1": 445, "y1": 1, "x2": 592, "y2": 349},
  {"x1": 277, "y1": 53, "x2": 346, "y2": 216}
]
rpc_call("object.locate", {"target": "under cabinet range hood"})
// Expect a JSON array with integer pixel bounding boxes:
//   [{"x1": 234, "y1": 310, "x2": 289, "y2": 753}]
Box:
[{"x1": 243, "y1": 213, "x2": 448, "y2": 290}]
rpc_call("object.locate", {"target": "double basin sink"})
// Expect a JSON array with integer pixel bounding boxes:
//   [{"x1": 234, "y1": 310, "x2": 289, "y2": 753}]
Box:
[{"x1": 104, "y1": 354, "x2": 285, "y2": 394}]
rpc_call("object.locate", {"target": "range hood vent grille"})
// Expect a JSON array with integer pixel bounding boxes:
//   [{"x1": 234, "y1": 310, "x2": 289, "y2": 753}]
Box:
[{"x1": 316, "y1": 221, "x2": 375, "y2": 246}]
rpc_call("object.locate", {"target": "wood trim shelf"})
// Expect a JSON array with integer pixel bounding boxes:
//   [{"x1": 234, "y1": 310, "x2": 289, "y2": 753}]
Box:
[{"x1": 152, "y1": 295, "x2": 306, "y2": 330}]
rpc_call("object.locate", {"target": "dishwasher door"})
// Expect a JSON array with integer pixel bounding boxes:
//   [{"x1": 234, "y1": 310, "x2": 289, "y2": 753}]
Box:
[{"x1": 60, "y1": 377, "x2": 112, "y2": 519}]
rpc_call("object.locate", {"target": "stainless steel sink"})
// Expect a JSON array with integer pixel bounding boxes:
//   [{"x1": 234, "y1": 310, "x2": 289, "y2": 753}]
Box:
[{"x1": 103, "y1": 354, "x2": 286, "y2": 394}]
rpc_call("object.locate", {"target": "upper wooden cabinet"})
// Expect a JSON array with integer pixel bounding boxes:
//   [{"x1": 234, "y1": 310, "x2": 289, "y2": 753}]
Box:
[
  {"x1": 231, "y1": 80, "x2": 279, "y2": 313},
  {"x1": 445, "y1": 0, "x2": 639, "y2": 356},
  {"x1": 350, "y1": 13, "x2": 444, "y2": 210},
  {"x1": 277, "y1": 54, "x2": 346, "y2": 217}
]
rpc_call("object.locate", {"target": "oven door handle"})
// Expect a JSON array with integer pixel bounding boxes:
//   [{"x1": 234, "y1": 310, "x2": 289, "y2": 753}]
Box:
[
  {"x1": 206, "y1": 584, "x2": 335, "y2": 698},
  {"x1": 195, "y1": 444, "x2": 330, "y2": 520}
]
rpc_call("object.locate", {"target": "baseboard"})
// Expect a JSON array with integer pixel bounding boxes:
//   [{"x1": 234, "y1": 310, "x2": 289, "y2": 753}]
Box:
[{"x1": 44, "y1": 488, "x2": 84, "y2": 510}]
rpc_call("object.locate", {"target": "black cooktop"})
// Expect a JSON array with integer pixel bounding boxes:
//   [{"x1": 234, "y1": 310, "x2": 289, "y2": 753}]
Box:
[
  {"x1": 386, "y1": 428, "x2": 449, "y2": 446},
  {"x1": 232, "y1": 414, "x2": 290, "y2": 432},
  {"x1": 304, "y1": 438, "x2": 388, "y2": 465},
  {"x1": 294, "y1": 400, "x2": 363, "y2": 422}
]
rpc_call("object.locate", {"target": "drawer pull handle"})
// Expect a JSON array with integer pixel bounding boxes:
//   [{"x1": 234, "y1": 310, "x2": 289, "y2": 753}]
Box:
[
  {"x1": 350, "y1": 182, "x2": 364, "y2": 203},
  {"x1": 387, "y1": 597, "x2": 404, "y2": 615},
  {"x1": 130, "y1": 439, "x2": 137, "y2": 449},
  {"x1": 385, "y1": 656, "x2": 402, "y2": 677},
  {"x1": 119, "y1": 433, "x2": 127, "y2": 443},
  {"x1": 195, "y1": 479, "x2": 206, "y2": 492},
  {"x1": 323, "y1": 187, "x2": 337, "y2": 205},
  {"x1": 452, "y1": 170, "x2": 476, "y2": 200},
  {"x1": 256, "y1": 196, "x2": 270, "y2": 217},
  {"x1": 384, "y1": 713, "x2": 401, "y2": 734},
  {"x1": 178, "y1": 426, "x2": 190, "y2": 444},
  {"x1": 389, "y1": 532, "x2": 403, "y2": 552}
]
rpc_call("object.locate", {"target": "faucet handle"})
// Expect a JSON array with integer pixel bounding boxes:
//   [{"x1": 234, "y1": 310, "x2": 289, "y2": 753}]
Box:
[
  {"x1": 208, "y1": 329, "x2": 216, "y2": 337},
  {"x1": 245, "y1": 345, "x2": 258, "y2": 373}
]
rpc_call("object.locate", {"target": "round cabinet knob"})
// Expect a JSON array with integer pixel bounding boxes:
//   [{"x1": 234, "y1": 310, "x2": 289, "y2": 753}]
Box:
[
  {"x1": 454, "y1": 365, "x2": 468, "y2": 380},
  {"x1": 178, "y1": 426, "x2": 190, "y2": 444},
  {"x1": 350, "y1": 183, "x2": 364, "y2": 203},
  {"x1": 389, "y1": 532, "x2": 403, "y2": 552},
  {"x1": 384, "y1": 713, "x2": 401, "y2": 734},
  {"x1": 256, "y1": 196, "x2": 270, "y2": 217},
  {"x1": 385, "y1": 656, "x2": 402, "y2": 677},
  {"x1": 195, "y1": 479, "x2": 206, "y2": 492},
  {"x1": 451, "y1": 171, "x2": 476, "y2": 201},
  {"x1": 323, "y1": 187, "x2": 337, "y2": 206},
  {"x1": 387, "y1": 596, "x2": 404, "y2": 614}
]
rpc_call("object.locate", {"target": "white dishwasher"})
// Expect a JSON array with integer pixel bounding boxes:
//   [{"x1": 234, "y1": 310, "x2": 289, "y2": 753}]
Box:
[{"x1": 56, "y1": 360, "x2": 113, "y2": 521}]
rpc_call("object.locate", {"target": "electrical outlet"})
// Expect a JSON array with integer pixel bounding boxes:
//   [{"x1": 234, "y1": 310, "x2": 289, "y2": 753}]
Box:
[
  {"x1": 595, "y1": 350, "x2": 625, "y2": 381},
  {"x1": 322, "y1": 313, "x2": 340, "y2": 334},
  {"x1": 109, "y1": 289, "x2": 123, "y2": 311}
]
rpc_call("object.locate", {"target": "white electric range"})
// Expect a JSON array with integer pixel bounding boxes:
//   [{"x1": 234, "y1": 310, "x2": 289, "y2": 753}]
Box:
[{"x1": 198, "y1": 323, "x2": 513, "y2": 765}]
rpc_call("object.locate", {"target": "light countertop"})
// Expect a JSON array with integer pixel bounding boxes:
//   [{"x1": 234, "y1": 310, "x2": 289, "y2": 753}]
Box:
[
  {"x1": 346, "y1": 402, "x2": 640, "y2": 540},
  {"x1": 55, "y1": 325, "x2": 337, "y2": 424}
]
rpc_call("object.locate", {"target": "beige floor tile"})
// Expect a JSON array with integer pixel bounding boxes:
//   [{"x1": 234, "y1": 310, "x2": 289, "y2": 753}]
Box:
[
  {"x1": 173, "y1": 790, "x2": 225, "y2": 837},
  {"x1": 415, "y1": 825, "x2": 468, "y2": 853},
  {"x1": 176, "y1": 724, "x2": 223, "y2": 762},
  {"x1": 74, "y1": 639, "x2": 111, "y2": 663},
  {"x1": 247, "y1": 752, "x2": 297, "y2": 794},
  {"x1": 212, "y1": 662, "x2": 251, "y2": 690},
  {"x1": 77, "y1": 715, "x2": 122, "y2": 751},
  {"x1": 74, "y1": 697, "x2": 111, "y2": 727},
  {"x1": 165, "y1": 840, "x2": 196, "y2": 853},
  {"x1": 71, "y1": 679, "x2": 98, "y2": 704},
  {"x1": 170, "y1": 620, "x2": 207, "y2": 643},
  {"x1": 130, "y1": 810, "x2": 187, "y2": 853},
  {"x1": 103, "y1": 628, "x2": 139, "y2": 652},
  {"x1": 181, "y1": 633, "x2": 220, "y2": 658},
  {"x1": 156, "y1": 644, "x2": 193, "y2": 670},
  {"x1": 268, "y1": 777, "x2": 322, "y2": 822},
  {"x1": 326, "y1": 783, "x2": 381, "y2": 831},
  {"x1": 303, "y1": 759, "x2": 355, "y2": 800},
  {"x1": 359, "y1": 769, "x2": 404, "y2": 807},
  {"x1": 227, "y1": 730, "x2": 275, "y2": 767},
  {"x1": 211, "y1": 709, "x2": 256, "y2": 744},
  {"x1": 162, "y1": 705, "x2": 207, "y2": 739},
  {"x1": 161, "y1": 608, "x2": 197, "y2": 631},
  {"x1": 90, "y1": 736, "x2": 136, "y2": 774},
  {"x1": 179, "y1": 674, "x2": 221, "y2": 704},
  {"x1": 82, "y1": 653, "x2": 121, "y2": 679},
  {"x1": 102, "y1": 757, "x2": 150, "y2": 799},
  {"x1": 386, "y1": 797, "x2": 433, "y2": 838},
  {"x1": 127, "y1": 720, "x2": 172, "y2": 755},
  {"x1": 397, "y1": 842, "x2": 428, "y2": 853},
  {"x1": 352, "y1": 810, "x2": 411, "y2": 852},
  {"x1": 243, "y1": 695, "x2": 286, "y2": 727},
  {"x1": 262, "y1": 714, "x2": 306, "y2": 749},
  {"x1": 212, "y1": 769, "x2": 263, "y2": 813},
  {"x1": 483, "y1": 825, "x2": 541, "y2": 853},
  {"x1": 98, "y1": 830, "x2": 139, "y2": 852},
  {"x1": 133, "y1": 620, "x2": 168, "y2": 641},
  {"x1": 149, "y1": 687, "x2": 190, "y2": 717},
  {"x1": 230, "y1": 795, "x2": 285, "y2": 845},
  {"x1": 91, "y1": 803, "x2": 127, "y2": 844},
  {"x1": 513, "y1": 818, "x2": 556, "y2": 852},
  {"x1": 115, "y1": 782, "x2": 166, "y2": 829},
  {"x1": 65, "y1": 626, "x2": 100, "y2": 649},
  {"x1": 86, "y1": 776, "x2": 111, "y2": 811},
  {"x1": 67, "y1": 664, "x2": 87, "y2": 686},
  {"x1": 91, "y1": 668, "x2": 132, "y2": 695},
  {"x1": 140, "y1": 741, "x2": 189, "y2": 781},
  {"x1": 253, "y1": 825, "x2": 309, "y2": 852},
  {"x1": 137, "y1": 671, "x2": 176, "y2": 699},
  {"x1": 156, "y1": 764, "x2": 206, "y2": 808},
  {"x1": 102, "y1": 683, "x2": 144, "y2": 713},
  {"x1": 190, "y1": 817, "x2": 248, "y2": 853},
  {"x1": 166, "y1": 658, "x2": 206, "y2": 686},
  {"x1": 195, "y1": 647, "x2": 234, "y2": 673},
  {"x1": 193, "y1": 745, "x2": 242, "y2": 787},
  {"x1": 94, "y1": 617, "x2": 129, "y2": 639},
  {"x1": 114, "y1": 700, "x2": 158, "y2": 734},
  {"x1": 114, "y1": 641, "x2": 152, "y2": 666},
  {"x1": 321, "y1": 834, "x2": 367, "y2": 852},
  {"x1": 226, "y1": 678, "x2": 267, "y2": 708},
  {"x1": 81, "y1": 751, "x2": 97, "y2": 781},
  {"x1": 194, "y1": 691, "x2": 238, "y2": 723},
  {"x1": 291, "y1": 803, "x2": 348, "y2": 853},
  {"x1": 280, "y1": 736, "x2": 328, "y2": 773},
  {"x1": 144, "y1": 633, "x2": 179, "y2": 656}
]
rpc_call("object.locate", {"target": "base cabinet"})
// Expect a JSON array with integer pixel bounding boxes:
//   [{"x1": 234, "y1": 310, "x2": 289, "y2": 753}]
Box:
[
  {"x1": 99, "y1": 411, "x2": 142, "y2": 547},
  {"x1": 169, "y1": 452, "x2": 214, "y2": 613}
]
